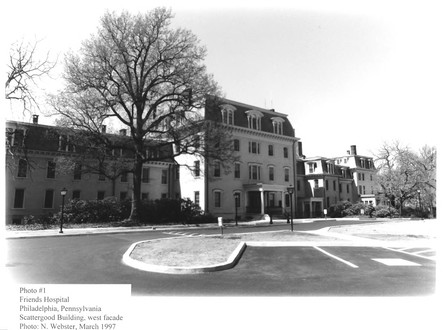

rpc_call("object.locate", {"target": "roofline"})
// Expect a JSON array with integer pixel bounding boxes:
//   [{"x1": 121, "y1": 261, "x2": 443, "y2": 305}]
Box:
[{"x1": 216, "y1": 97, "x2": 289, "y2": 117}]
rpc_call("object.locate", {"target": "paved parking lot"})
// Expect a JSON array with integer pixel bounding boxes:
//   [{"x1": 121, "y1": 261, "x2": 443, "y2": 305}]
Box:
[{"x1": 217, "y1": 245, "x2": 436, "y2": 296}]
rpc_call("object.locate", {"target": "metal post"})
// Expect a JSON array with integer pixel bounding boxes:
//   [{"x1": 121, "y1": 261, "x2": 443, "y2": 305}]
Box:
[
  {"x1": 59, "y1": 187, "x2": 67, "y2": 234},
  {"x1": 234, "y1": 193, "x2": 239, "y2": 226}
]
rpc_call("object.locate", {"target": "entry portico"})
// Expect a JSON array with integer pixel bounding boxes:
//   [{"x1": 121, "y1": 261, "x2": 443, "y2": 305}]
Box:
[{"x1": 244, "y1": 183, "x2": 291, "y2": 216}]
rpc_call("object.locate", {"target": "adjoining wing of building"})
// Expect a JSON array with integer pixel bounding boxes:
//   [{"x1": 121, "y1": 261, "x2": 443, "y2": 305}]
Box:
[
  {"x1": 5, "y1": 98, "x2": 377, "y2": 224},
  {"x1": 5, "y1": 116, "x2": 179, "y2": 224}
]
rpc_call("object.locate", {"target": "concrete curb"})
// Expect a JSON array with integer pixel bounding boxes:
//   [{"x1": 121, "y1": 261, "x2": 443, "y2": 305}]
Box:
[{"x1": 122, "y1": 239, "x2": 247, "y2": 274}]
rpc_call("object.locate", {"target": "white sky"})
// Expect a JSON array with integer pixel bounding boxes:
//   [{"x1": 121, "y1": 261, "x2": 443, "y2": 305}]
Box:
[{"x1": 2, "y1": 0, "x2": 443, "y2": 158}]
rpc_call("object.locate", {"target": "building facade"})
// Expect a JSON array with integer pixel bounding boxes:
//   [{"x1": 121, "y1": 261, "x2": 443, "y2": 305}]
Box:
[
  {"x1": 5, "y1": 102, "x2": 378, "y2": 224},
  {"x1": 295, "y1": 145, "x2": 377, "y2": 218},
  {"x1": 178, "y1": 97, "x2": 301, "y2": 220},
  {"x1": 5, "y1": 117, "x2": 179, "y2": 224}
]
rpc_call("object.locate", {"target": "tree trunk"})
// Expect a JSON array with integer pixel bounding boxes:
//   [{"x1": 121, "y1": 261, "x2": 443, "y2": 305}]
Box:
[{"x1": 128, "y1": 143, "x2": 143, "y2": 222}]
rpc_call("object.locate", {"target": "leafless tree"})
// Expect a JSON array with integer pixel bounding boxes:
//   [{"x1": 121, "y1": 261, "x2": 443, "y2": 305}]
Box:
[
  {"x1": 6, "y1": 39, "x2": 57, "y2": 113},
  {"x1": 374, "y1": 141, "x2": 436, "y2": 216},
  {"x1": 49, "y1": 8, "x2": 234, "y2": 221}
]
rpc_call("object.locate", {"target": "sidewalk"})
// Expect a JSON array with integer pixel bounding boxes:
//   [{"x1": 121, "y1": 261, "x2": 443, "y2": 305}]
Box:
[{"x1": 3, "y1": 217, "x2": 363, "y2": 239}]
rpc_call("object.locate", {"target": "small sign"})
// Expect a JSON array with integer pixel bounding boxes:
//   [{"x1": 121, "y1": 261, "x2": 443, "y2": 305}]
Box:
[
  {"x1": 218, "y1": 217, "x2": 223, "y2": 227},
  {"x1": 323, "y1": 209, "x2": 327, "y2": 215}
]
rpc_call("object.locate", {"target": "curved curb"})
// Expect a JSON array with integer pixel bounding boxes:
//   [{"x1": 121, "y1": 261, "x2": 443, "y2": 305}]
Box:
[{"x1": 122, "y1": 239, "x2": 247, "y2": 274}]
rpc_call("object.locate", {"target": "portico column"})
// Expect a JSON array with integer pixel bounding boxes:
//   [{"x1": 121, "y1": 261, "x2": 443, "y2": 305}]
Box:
[
  {"x1": 281, "y1": 191, "x2": 285, "y2": 214},
  {"x1": 260, "y1": 189, "x2": 265, "y2": 215}
]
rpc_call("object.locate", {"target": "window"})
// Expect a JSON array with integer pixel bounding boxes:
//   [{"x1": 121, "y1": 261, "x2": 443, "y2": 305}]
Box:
[
  {"x1": 268, "y1": 145, "x2": 274, "y2": 156},
  {"x1": 314, "y1": 179, "x2": 319, "y2": 189},
  {"x1": 13, "y1": 189, "x2": 25, "y2": 208},
  {"x1": 248, "y1": 141, "x2": 260, "y2": 154},
  {"x1": 363, "y1": 186, "x2": 366, "y2": 194},
  {"x1": 247, "y1": 115, "x2": 261, "y2": 130},
  {"x1": 249, "y1": 165, "x2": 261, "y2": 180},
  {"x1": 97, "y1": 191, "x2": 105, "y2": 200},
  {"x1": 269, "y1": 166, "x2": 274, "y2": 181},
  {"x1": 43, "y1": 189, "x2": 54, "y2": 209},
  {"x1": 326, "y1": 180, "x2": 329, "y2": 190},
  {"x1": 17, "y1": 159, "x2": 27, "y2": 178},
  {"x1": 74, "y1": 163, "x2": 82, "y2": 180},
  {"x1": 297, "y1": 180, "x2": 301, "y2": 191},
  {"x1": 284, "y1": 168, "x2": 290, "y2": 182},
  {"x1": 333, "y1": 180, "x2": 336, "y2": 191},
  {"x1": 308, "y1": 162, "x2": 317, "y2": 174},
  {"x1": 194, "y1": 191, "x2": 200, "y2": 205},
  {"x1": 121, "y1": 172, "x2": 128, "y2": 183},
  {"x1": 161, "y1": 169, "x2": 168, "y2": 184},
  {"x1": 370, "y1": 174, "x2": 373, "y2": 181},
  {"x1": 273, "y1": 122, "x2": 283, "y2": 135},
  {"x1": 214, "y1": 162, "x2": 221, "y2": 177},
  {"x1": 362, "y1": 173, "x2": 365, "y2": 181},
  {"x1": 99, "y1": 172, "x2": 105, "y2": 181},
  {"x1": 161, "y1": 193, "x2": 167, "y2": 199},
  {"x1": 72, "y1": 190, "x2": 81, "y2": 199},
  {"x1": 194, "y1": 161, "x2": 200, "y2": 177},
  {"x1": 142, "y1": 193, "x2": 149, "y2": 200},
  {"x1": 221, "y1": 105, "x2": 236, "y2": 125},
  {"x1": 327, "y1": 163, "x2": 334, "y2": 174},
  {"x1": 283, "y1": 147, "x2": 288, "y2": 158},
  {"x1": 359, "y1": 185, "x2": 362, "y2": 195},
  {"x1": 234, "y1": 163, "x2": 240, "y2": 179},
  {"x1": 120, "y1": 192, "x2": 127, "y2": 201},
  {"x1": 347, "y1": 184, "x2": 350, "y2": 194},
  {"x1": 233, "y1": 139, "x2": 240, "y2": 151},
  {"x1": 214, "y1": 191, "x2": 222, "y2": 208},
  {"x1": 327, "y1": 197, "x2": 330, "y2": 208},
  {"x1": 142, "y1": 167, "x2": 150, "y2": 183},
  {"x1": 271, "y1": 117, "x2": 285, "y2": 135},
  {"x1": 339, "y1": 184, "x2": 343, "y2": 193},
  {"x1": 47, "y1": 161, "x2": 56, "y2": 179}
]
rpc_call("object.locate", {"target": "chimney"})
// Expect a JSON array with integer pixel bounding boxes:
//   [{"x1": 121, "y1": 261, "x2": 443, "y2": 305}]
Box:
[
  {"x1": 32, "y1": 115, "x2": 39, "y2": 124},
  {"x1": 347, "y1": 150, "x2": 350, "y2": 155},
  {"x1": 119, "y1": 129, "x2": 127, "y2": 136},
  {"x1": 297, "y1": 141, "x2": 303, "y2": 157},
  {"x1": 350, "y1": 145, "x2": 357, "y2": 155},
  {"x1": 101, "y1": 125, "x2": 107, "y2": 133},
  {"x1": 270, "y1": 109, "x2": 275, "y2": 112}
]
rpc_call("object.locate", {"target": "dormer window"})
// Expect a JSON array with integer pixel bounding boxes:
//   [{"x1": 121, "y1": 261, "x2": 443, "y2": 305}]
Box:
[
  {"x1": 271, "y1": 117, "x2": 285, "y2": 135},
  {"x1": 308, "y1": 162, "x2": 317, "y2": 174},
  {"x1": 220, "y1": 104, "x2": 236, "y2": 125},
  {"x1": 246, "y1": 110, "x2": 263, "y2": 130}
]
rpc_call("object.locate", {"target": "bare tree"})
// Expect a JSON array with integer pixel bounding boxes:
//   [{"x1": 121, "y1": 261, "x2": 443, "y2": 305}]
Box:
[
  {"x1": 374, "y1": 141, "x2": 436, "y2": 216},
  {"x1": 49, "y1": 8, "x2": 234, "y2": 221},
  {"x1": 6, "y1": 39, "x2": 57, "y2": 113}
]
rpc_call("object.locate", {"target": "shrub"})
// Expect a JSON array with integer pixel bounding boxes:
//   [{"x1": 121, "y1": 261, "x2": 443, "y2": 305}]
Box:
[
  {"x1": 61, "y1": 198, "x2": 130, "y2": 223},
  {"x1": 374, "y1": 205, "x2": 399, "y2": 218},
  {"x1": 328, "y1": 201, "x2": 353, "y2": 218}
]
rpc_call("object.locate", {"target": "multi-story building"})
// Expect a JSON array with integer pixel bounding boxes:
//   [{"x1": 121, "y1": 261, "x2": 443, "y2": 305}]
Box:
[
  {"x1": 178, "y1": 97, "x2": 301, "y2": 220},
  {"x1": 5, "y1": 101, "x2": 378, "y2": 224},
  {"x1": 5, "y1": 116, "x2": 179, "y2": 224},
  {"x1": 296, "y1": 145, "x2": 377, "y2": 218},
  {"x1": 333, "y1": 145, "x2": 377, "y2": 205}
]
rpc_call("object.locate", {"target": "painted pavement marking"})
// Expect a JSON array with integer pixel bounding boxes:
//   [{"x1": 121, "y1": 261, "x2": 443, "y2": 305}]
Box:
[
  {"x1": 372, "y1": 258, "x2": 421, "y2": 266},
  {"x1": 383, "y1": 247, "x2": 436, "y2": 261},
  {"x1": 312, "y1": 246, "x2": 359, "y2": 268}
]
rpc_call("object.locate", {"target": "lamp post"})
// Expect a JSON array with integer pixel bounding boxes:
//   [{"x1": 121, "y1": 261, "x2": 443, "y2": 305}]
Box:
[
  {"x1": 234, "y1": 193, "x2": 239, "y2": 226},
  {"x1": 287, "y1": 185, "x2": 294, "y2": 232},
  {"x1": 417, "y1": 189, "x2": 422, "y2": 218},
  {"x1": 59, "y1": 187, "x2": 67, "y2": 234}
]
